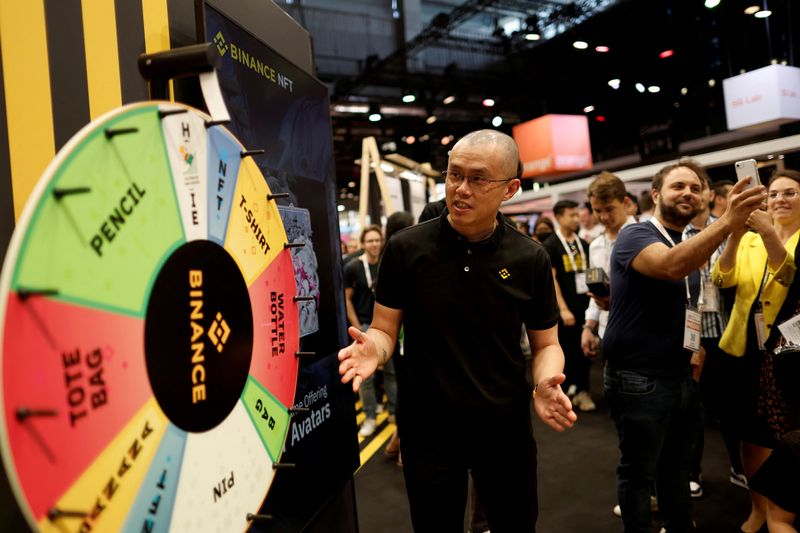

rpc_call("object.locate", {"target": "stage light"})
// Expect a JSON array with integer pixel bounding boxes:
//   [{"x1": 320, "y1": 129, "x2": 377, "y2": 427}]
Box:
[
  {"x1": 492, "y1": 115, "x2": 503, "y2": 127},
  {"x1": 708, "y1": 79, "x2": 716, "y2": 87},
  {"x1": 595, "y1": 116, "x2": 606, "y2": 122},
  {"x1": 368, "y1": 112, "x2": 382, "y2": 122},
  {"x1": 348, "y1": 181, "x2": 356, "y2": 188},
  {"x1": 406, "y1": 136, "x2": 416, "y2": 145},
  {"x1": 573, "y1": 40, "x2": 589, "y2": 50},
  {"x1": 482, "y1": 98, "x2": 495, "y2": 107},
  {"x1": 443, "y1": 95, "x2": 456, "y2": 105},
  {"x1": 659, "y1": 49, "x2": 674, "y2": 59},
  {"x1": 583, "y1": 105, "x2": 595, "y2": 113},
  {"x1": 426, "y1": 115, "x2": 438, "y2": 124},
  {"x1": 368, "y1": 103, "x2": 382, "y2": 122},
  {"x1": 635, "y1": 83, "x2": 645, "y2": 93},
  {"x1": 744, "y1": 5, "x2": 760, "y2": 14},
  {"x1": 337, "y1": 205, "x2": 345, "y2": 212},
  {"x1": 647, "y1": 85, "x2": 660, "y2": 93},
  {"x1": 681, "y1": 87, "x2": 689, "y2": 95},
  {"x1": 595, "y1": 45, "x2": 610, "y2": 53},
  {"x1": 402, "y1": 93, "x2": 416, "y2": 103},
  {"x1": 525, "y1": 33, "x2": 541, "y2": 41},
  {"x1": 754, "y1": 9, "x2": 772, "y2": 18},
  {"x1": 704, "y1": 0, "x2": 720, "y2": 8},
  {"x1": 608, "y1": 79, "x2": 621, "y2": 89}
]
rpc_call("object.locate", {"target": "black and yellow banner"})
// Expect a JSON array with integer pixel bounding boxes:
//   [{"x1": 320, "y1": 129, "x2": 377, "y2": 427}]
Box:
[{"x1": 0, "y1": 0, "x2": 175, "y2": 225}]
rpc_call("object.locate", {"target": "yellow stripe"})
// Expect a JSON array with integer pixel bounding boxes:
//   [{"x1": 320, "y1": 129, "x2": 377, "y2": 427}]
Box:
[
  {"x1": 81, "y1": 0, "x2": 121, "y2": 118},
  {"x1": 141, "y1": 0, "x2": 173, "y2": 100},
  {"x1": 0, "y1": 0, "x2": 56, "y2": 219},
  {"x1": 357, "y1": 411, "x2": 388, "y2": 444},
  {"x1": 358, "y1": 423, "x2": 396, "y2": 471}
]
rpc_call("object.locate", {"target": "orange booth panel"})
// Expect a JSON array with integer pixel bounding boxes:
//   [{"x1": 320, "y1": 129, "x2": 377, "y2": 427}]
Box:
[{"x1": 512, "y1": 114, "x2": 593, "y2": 178}]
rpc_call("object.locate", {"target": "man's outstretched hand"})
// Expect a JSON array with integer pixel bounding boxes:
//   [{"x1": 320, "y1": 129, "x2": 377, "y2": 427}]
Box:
[
  {"x1": 338, "y1": 326, "x2": 380, "y2": 392},
  {"x1": 533, "y1": 373, "x2": 578, "y2": 432}
]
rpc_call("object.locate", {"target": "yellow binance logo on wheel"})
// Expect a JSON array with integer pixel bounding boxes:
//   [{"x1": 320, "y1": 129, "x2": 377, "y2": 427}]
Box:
[
  {"x1": 499, "y1": 268, "x2": 510, "y2": 279},
  {"x1": 208, "y1": 312, "x2": 231, "y2": 352},
  {"x1": 213, "y1": 31, "x2": 228, "y2": 56}
]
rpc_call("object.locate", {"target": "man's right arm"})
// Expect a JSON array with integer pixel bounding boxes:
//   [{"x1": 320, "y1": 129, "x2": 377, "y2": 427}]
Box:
[
  {"x1": 344, "y1": 287, "x2": 361, "y2": 330},
  {"x1": 631, "y1": 179, "x2": 765, "y2": 280},
  {"x1": 339, "y1": 303, "x2": 403, "y2": 391}
]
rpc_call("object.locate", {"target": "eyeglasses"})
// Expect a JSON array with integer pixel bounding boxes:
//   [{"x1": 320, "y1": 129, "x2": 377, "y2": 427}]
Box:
[
  {"x1": 442, "y1": 170, "x2": 513, "y2": 191},
  {"x1": 768, "y1": 189, "x2": 799, "y2": 200}
]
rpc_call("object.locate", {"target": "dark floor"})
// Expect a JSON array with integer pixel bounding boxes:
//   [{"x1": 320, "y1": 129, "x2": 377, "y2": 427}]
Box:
[{"x1": 355, "y1": 362, "x2": 756, "y2": 533}]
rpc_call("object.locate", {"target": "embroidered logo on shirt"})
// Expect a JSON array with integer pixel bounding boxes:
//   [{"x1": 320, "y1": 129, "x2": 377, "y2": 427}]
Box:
[{"x1": 499, "y1": 268, "x2": 510, "y2": 279}]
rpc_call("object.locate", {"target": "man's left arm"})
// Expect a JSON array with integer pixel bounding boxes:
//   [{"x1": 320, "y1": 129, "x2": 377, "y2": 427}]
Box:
[{"x1": 527, "y1": 325, "x2": 578, "y2": 432}]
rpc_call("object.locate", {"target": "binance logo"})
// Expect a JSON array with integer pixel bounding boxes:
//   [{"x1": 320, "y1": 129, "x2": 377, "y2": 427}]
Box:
[
  {"x1": 499, "y1": 268, "x2": 510, "y2": 279},
  {"x1": 208, "y1": 312, "x2": 231, "y2": 352},
  {"x1": 213, "y1": 31, "x2": 229, "y2": 56}
]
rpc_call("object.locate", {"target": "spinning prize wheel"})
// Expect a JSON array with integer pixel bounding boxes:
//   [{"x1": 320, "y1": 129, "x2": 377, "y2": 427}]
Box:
[{"x1": 0, "y1": 101, "x2": 304, "y2": 531}]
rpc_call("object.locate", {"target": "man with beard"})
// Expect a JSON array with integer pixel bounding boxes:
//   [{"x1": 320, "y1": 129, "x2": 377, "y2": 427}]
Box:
[{"x1": 602, "y1": 162, "x2": 765, "y2": 533}]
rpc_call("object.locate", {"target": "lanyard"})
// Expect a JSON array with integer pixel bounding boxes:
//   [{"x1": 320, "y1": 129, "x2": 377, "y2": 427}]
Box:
[
  {"x1": 360, "y1": 254, "x2": 375, "y2": 289},
  {"x1": 649, "y1": 218, "x2": 692, "y2": 305},
  {"x1": 555, "y1": 229, "x2": 587, "y2": 273}
]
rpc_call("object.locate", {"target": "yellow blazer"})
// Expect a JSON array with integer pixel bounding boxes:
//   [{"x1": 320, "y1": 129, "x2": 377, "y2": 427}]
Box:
[{"x1": 712, "y1": 229, "x2": 799, "y2": 356}]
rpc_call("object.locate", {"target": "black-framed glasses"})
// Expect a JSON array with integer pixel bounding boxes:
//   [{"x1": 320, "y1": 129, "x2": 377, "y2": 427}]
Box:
[{"x1": 442, "y1": 169, "x2": 514, "y2": 190}]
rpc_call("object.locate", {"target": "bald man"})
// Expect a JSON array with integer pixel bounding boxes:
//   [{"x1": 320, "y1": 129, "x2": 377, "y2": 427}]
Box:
[{"x1": 338, "y1": 130, "x2": 576, "y2": 531}]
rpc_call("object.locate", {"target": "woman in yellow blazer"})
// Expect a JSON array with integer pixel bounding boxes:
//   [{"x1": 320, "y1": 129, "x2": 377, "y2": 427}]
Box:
[{"x1": 712, "y1": 169, "x2": 800, "y2": 533}]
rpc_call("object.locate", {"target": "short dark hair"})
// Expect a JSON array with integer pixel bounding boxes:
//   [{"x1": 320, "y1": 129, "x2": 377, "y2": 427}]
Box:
[
  {"x1": 386, "y1": 211, "x2": 414, "y2": 241},
  {"x1": 638, "y1": 191, "x2": 653, "y2": 212},
  {"x1": 711, "y1": 180, "x2": 734, "y2": 197},
  {"x1": 768, "y1": 169, "x2": 800, "y2": 188},
  {"x1": 553, "y1": 199, "x2": 579, "y2": 217},
  {"x1": 652, "y1": 159, "x2": 707, "y2": 192},
  {"x1": 626, "y1": 192, "x2": 642, "y2": 215},
  {"x1": 360, "y1": 224, "x2": 383, "y2": 243},
  {"x1": 587, "y1": 171, "x2": 626, "y2": 204}
]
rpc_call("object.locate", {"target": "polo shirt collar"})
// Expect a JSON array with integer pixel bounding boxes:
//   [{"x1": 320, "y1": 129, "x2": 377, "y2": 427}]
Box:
[{"x1": 437, "y1": 207, "x2": 505, "y2": 248}]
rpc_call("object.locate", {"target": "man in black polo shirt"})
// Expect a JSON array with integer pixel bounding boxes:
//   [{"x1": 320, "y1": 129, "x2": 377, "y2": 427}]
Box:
[
  {"x1": 339, "y1": 129, "x2": 576, "y2": 532},
  {"x1": 602, "y1": 163, "x2": 764, "y2": 533}
]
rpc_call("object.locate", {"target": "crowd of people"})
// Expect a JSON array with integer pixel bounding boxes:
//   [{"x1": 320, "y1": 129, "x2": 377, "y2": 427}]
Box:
[{"x1": 338, "y1": 129, "x2": 800, "y2": 532}]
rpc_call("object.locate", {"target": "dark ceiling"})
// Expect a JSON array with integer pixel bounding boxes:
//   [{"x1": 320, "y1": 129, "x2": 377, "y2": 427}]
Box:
[{"x1": 297, "y1": 0, "x2": 799, "y2": 207}]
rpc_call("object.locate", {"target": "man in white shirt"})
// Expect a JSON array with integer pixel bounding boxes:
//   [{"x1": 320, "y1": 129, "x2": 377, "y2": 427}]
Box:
[{"x1": 581, "y1": 172, "x2": 636, "y2": 357}]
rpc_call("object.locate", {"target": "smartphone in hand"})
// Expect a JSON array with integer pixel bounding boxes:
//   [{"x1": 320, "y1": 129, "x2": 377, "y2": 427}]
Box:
[{"x1": 735, "y1": 159, "x2": 761, "y2": 189}]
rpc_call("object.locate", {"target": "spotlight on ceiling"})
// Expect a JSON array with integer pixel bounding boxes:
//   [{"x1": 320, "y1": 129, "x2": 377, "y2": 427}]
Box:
[
  {"x1": 648, "y1": 86, "x2": 661, "y2": 93},
  {"x1": 583, "y1": 105, "x2": 595, "y2": 113},
  {"x1": 368, "y1": 104, "x2": 382, "y2": 122},
  {"x1": 406, "y1": 135, "x2": 416, "y2": 145},
  {"x1": 491, "y1": 115, "x2": 503, "y2": 127},
  {"x1": 659, "y1": 49, "x2": 674, "y2": 59},
  {"x1": 744, "y1": 5, "x2": 760, "y2": 14},
  {"x1": 704, "y1": 0, "x2": 720, "y2": 8},
  {"x1": 595, "y1": 45, "x2": 610, "y2": 53},
  {"x1": 573, "y1": 40, "x2": 589, "y2": 50},
  {"x1": 482, "y1": 98, "x2": 496, "y2": 107},
  {"x1": 635, "y1": 83, "x2": 646, "y2": 93},
  {"x1": 754, "y1": 9, "x2": 772, "y2": 18},
  {"x1": 524, "y1": 15, "x2": 541, "y2": 41},
  {"x1": 608, "y1": 78, "x2": 621, "y2": 90},
  {"x1": 442, "y1": 95, "x2": 456, "y2": 105},
  {"x1": 681, "y1": 87, "x2": 689, "y2": 95},
  {"x1": 595, "y1": 116, "x2": 606, "y2": 122},
  {"x1": 402, "y1": 93, "x2": 416, "y2": 103},
  {"x1": 426, "y1": 115, "x2": 437, "y2": 124},
  {"x1": 708, "y1": 79, "x2": 716, "y2": 87}
]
